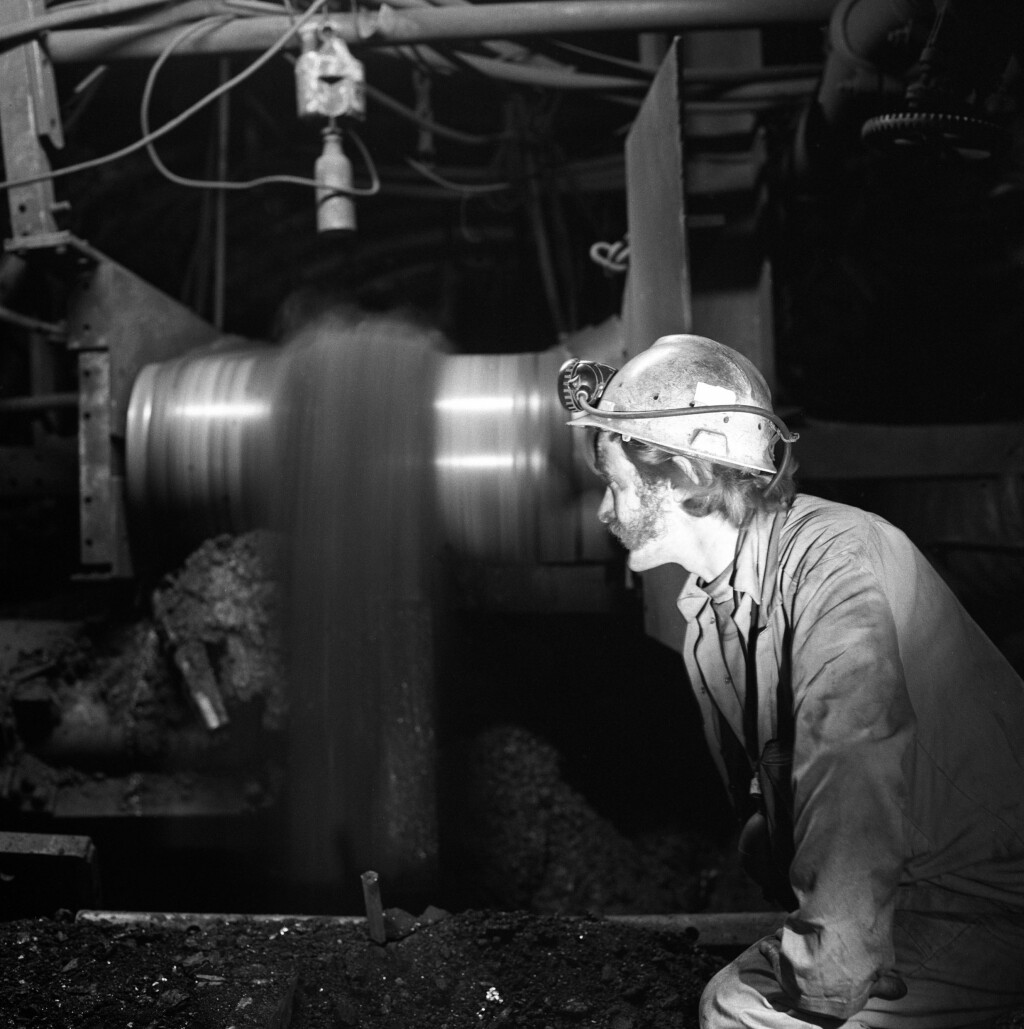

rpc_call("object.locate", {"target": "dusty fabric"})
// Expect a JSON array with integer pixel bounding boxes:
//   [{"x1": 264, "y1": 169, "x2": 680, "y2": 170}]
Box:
[
  {"x1": 701, "y1": 907, "x2": 1024, "y2": 1029},
  {"x1": 676, "y1": 495, "x2": 1024, "y2": 1021}
]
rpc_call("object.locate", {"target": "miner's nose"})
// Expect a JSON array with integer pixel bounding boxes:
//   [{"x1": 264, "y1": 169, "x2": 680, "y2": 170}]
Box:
[{"x1": 597, "y1": 487, "x2": 613, "y2": 525}]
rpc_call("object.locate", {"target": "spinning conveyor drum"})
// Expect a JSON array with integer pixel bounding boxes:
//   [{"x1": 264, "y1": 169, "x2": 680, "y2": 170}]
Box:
[{"x1": 125, "y1": 313, "x2": 604, "y2": 906}]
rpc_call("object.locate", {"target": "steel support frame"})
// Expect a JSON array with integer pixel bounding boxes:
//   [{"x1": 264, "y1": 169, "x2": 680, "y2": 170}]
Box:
[
  {"x1": 0, "y1": 0, "x2": 62, "y2": 242},
  {"x1": 0, "y1": 234, "x2": 221, "y2": 578},
  {"x1": 0, "y1": 0, "x2": 220, "y2": 577}
]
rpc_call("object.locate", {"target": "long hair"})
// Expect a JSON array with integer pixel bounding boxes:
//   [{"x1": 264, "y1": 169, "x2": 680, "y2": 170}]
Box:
[{"x1": 620, "y1": 436, "x2": 796, "y2": 527}]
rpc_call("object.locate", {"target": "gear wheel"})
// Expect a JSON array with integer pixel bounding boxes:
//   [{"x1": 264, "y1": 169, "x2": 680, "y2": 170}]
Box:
[{"x1": 861, "y1": 110, "x2": 1003, "y2": 159}]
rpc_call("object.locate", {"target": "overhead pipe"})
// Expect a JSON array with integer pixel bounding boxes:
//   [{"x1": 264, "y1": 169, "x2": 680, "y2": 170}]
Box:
[
  {"x1": 0, "y1": 0, "x2": 179, "y2": 49},
  {"x1": 0, "y1": 303, "x2": 65, "y2": 338},
  {"x1": 0, "y1": 391, "x2": 77, "y2": 413},
  {"x1": 46, "y1": 1, "x2": 838, "y2": 63}
]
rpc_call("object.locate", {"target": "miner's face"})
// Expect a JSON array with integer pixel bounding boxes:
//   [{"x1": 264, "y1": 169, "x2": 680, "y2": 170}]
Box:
[{"x1": 594, "y1": 434, "x2": 675, "y2": 572}]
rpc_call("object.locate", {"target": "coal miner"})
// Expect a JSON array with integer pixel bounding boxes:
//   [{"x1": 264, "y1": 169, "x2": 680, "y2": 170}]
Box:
[{"x1": 557, "y1": 334, "x2": 1024, "y2": 1027}]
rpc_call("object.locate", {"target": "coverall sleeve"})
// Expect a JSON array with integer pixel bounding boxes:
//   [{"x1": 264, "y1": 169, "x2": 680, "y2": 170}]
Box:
[{"x1": 774, "y1": 548, "x2": 915, "y2": 1019}]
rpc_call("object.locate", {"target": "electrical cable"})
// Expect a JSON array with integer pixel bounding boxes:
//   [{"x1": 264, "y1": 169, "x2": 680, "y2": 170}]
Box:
[
  {"x1": 578, "y1": 396, "x2": 798, "y2": 442},
  {"x1": 371, "y1": 18, "x2": 648, "y2": 94},
  {"x1": 400, "y1": 147, "x2": 622, "y2": 201},
  {"x1": 69, "y1": 64, "x2": 109, "y2": 96},
  {"x1": 0, "y1": 2, "x2": 323, "y2": 192},
  {"x1": 684, "y1": 96, "x2": 813, "y2": 113},
  {"x1": 682, "y1": 62, "x2": 823, "y2": 85},
  {"x1": 3, "y1": 2, "x2": 815, "y2": 193},
  {"x1": 357, "y1": 10, "x2": 639, "y2": 101},
  {"x1": 404, "y1": 157, "x2": 508, "y2": 195},
  {"x1": 704, "y1": 77, "x2": 819, "y2": 100},
  {"x1": 454, "y1": 52, "x2": 649, "y2": 92},
  {"x1": 405, "y1": 42, "x2": 441, "y2": 79},
  {"x1": 140, "y1": 11, "x2": 379, "y2": 194},
  {"x1": 365, "y1": 83, "x2": 500, "y2": 147},
  {"x1": 383, "y1": 0, "x2": 564, "y2": 72},
  {"x1": 62, "y1": 65, "x2": 110, "y2": 137},
  {"x1": 1, "y1": 0, "x2": 378, "y2": 198},
  {"x1": 0, "y1": 304, "x2": 66, "y2": 337},
  {"x1": 545, "y1": 39, "x2": 655, "y2": 76},
  {"x1": 576, "y1": 396, "x2": 799, "y2": 492},
  {"x1": 220, "y1": 0, "x2": 294, "y2": 12},
  {"x1": 380, "y1": 28, "x2": 819, "y2": 98}
]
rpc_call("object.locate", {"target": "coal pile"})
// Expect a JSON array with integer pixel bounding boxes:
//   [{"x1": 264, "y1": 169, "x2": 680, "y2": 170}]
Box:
[
  {"x1": 0, "y1": 908, "x2": 723, "y2": 1029},
  {"x1": 0, "y1": 532, "x2": 285, "y2": 822},
  {"x1": 152, "y1": 531, "x2": 288, "y2": 732},
  {"x1": 452, "y1": 725, "x2": 710, "y2": 915}
]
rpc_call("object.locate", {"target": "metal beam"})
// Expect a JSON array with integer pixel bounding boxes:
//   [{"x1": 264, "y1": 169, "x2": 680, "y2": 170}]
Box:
[
  {"x1": 46, "y1": 0, "x2": 837, "y2": 62},
  {"x1": 0, "y1": 0, "x2": 62, "y2": 239},
  {"x1": 78, "y1": 908, "x2": 789, "y2": 949}
]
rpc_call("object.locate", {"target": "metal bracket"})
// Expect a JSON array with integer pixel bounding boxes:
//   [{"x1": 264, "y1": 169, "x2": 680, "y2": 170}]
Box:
[
  {"x1": 3, "y1": 233, "x2": 220, "y2": 578},
  {"x1": 0, "y1": 0, "x2": 64, "y2": 242}
]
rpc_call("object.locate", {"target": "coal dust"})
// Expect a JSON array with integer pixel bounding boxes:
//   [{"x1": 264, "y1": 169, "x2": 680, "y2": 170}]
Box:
[{"x1": 272, "y1": 310, "x2": 446, "y2": 911}]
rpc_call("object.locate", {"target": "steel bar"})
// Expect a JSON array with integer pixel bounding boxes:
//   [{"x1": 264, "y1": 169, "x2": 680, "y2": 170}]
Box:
[
  {"x1": 76, "y1": 909, "x2": 786, "y2": 947},
  {"x1": 0, "y1": 831, "x2": 101, "y2": 918},
  {"x1": 360, "y1": 871, "x2": 387, "y2": 944},
  {"x1": 77, "y1": 911, "x2": 367, "y2": 926},
  {"x1": 0, "y1": 391, "x2": 77, "y2": 413},
  {"x1": 46, "y1": 1, "x2": 838, "y2": 62},
  {"x1": 0, "y1": 303, "x2": 65, "y2": 337},
  {"x1": 0, "y1": 0, "x2": 61, "y2": 240},
  {"x1": 608, "y1": 911, "x2": 787, "y2": 946}
]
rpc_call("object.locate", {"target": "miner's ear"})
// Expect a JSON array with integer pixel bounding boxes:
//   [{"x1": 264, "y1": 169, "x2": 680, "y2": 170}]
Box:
[{"x1": 670, "y1": 454, "x2": 698, "y2": 487}]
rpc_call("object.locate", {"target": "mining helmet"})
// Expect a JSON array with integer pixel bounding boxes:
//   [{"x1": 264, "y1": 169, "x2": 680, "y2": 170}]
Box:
[{"x1": 557, "y1": 334, "x2": 797, "y2": 477}]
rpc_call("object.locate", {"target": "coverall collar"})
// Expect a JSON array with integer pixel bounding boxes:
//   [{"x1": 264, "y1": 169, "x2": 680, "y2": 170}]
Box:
[{"x1": 678, "y1": 506, "x2": 786, "y2": 615}]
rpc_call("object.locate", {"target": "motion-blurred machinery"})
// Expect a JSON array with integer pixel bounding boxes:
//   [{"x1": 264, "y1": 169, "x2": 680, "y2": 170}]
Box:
[{"x1": 1, "y1": 0, "x2": 1023, "y2": 910}]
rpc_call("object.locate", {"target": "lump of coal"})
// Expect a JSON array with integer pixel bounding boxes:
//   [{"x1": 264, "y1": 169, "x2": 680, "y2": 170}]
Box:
[{"x1": 152, "y1": 532, "x2": 287, "y2": 730}]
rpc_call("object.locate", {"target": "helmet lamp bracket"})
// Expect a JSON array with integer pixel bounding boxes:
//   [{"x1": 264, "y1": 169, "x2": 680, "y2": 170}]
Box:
[{"x1": 558, "y1": 358, "x2": 618, "y2": 413}]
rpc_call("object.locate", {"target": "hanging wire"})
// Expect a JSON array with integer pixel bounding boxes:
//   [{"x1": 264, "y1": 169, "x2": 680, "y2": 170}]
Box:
[
  {"x1": 0, "y1": 0, "x2": 819, "y2": 202},
  {"x1": 139, "y1": 12, "x2": 379, "y2": 194},
  {"x1": 452, "y1": 52, "x2": 649, "y2": 92},
  {"x1": 544, "y1": 39, "x2": 655, "y2": 76},
  {"x1": 683, "y1": 63, "x2": 824, "y2": 85},
  {"x1": 219, "y1": 0, "x2": 294, "y2": 13},
  {"x1": 61, "y1": 64, "x2": 110, "y2": 136},
  {"x1": 404, "y1": 157, "x2": 509, "y2": 195},
  {"x1": 365, "y1": 83, "x2": 500, "y2": 147},
  {"x1": 0, "y1": 0, "x2": 369, "y2": 195}
]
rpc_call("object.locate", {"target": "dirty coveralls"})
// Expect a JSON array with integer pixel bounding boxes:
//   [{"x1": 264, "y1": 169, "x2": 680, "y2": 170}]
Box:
[{"x1": 677, "y1": 495, "x2": 1024, "y2": 1027}]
